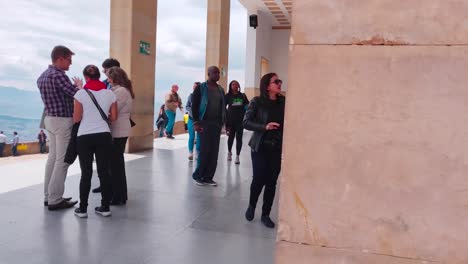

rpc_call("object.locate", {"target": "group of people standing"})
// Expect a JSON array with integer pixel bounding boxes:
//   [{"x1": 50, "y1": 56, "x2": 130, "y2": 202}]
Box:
[
  {"x1": 37, "y1": 45, "x2": 133, "y2": 218},
  {"x1": 37, "y1": 45, "x2": 286, "y2": 229},
  {"x1": 179, "y1": 67, "x2": 286, "y2": 228}
]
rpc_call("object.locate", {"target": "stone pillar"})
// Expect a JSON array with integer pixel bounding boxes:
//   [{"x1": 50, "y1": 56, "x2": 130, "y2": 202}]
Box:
[
  {"x1": 110, "y1": 0, "x2": 157, "y2": 152},
  {"x1": 205, "y1": 0, "x2": 230, "y2": 90},
  {"x1": 278, "y1": 0, "x2": 468, "y2": 263}
]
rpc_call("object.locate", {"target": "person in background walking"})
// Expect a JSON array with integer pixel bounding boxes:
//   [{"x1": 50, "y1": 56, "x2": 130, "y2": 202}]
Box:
[
  {"x1": 186, "y1": 82, "x2": 201, "y2": 161},
  {"x1": 107, "y1": 66, "x2": 134, "y2": 205},
  {"x1": 164, "y1": 84, "x2": 183, "y2": 139},
  {"x1": 244, "y1": 73, "x2": 285, "y2": 229},
  {"x1": 0, "y1": 131, "x2": 6, "y2": 157},
  {"x1": 11, "y1": 132, "x2": 19, "y2": 156},
  {"x1": 38, "y1": 130, "x2": 47, "y2": 153},
  {"x1": 73, "y1": 65, "x2": 117, "y2": 218},
  {"x1": 225, "y1": 80, "x2": 249, "y2": 164},
  {"x1": 156, "y1": 104, "x2": 168, "y2": 137}
]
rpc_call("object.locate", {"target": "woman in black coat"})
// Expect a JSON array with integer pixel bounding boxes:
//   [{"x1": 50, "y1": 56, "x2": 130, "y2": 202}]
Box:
[{"x1": 243, "y1": 72, "x2": 285, "y2": 228}]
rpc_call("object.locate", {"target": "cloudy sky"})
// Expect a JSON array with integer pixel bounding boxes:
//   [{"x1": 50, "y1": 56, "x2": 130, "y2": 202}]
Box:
[{"x1": 0, "y1": 0, "x2": 247, "y2": 103}]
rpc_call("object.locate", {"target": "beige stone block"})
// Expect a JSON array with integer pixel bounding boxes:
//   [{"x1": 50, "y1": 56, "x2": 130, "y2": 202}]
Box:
[
  {"x1": 276, "y1": 241, "x2": 430, "y2": 264},
  {"x1": 127, "y1": 134, "x2": 154, "y2": 153},
  {"x1": 110, "y1": 0, "x2": 157, "y2": 153},
  {"x1": 244, "y1": 87, "x2": 260, "y2": 100},
  {"x1": 205, "y1": 0, "x2": 230, "y2": 89},
  {"x1": 291, "y1": 0, "x2": 468, "y2": 45},
  {"x1": 279, "y1": 45, "x2": 468, "y2": 263}
]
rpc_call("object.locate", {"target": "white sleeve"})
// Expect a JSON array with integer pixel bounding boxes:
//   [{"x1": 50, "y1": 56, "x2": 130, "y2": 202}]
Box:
[{"x1": 74, "y1": 90, "x2": 85, "y2": 103}]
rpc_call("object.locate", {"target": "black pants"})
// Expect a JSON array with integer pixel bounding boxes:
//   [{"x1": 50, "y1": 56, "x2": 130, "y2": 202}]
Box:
[
  {"x1": 0, "y1": 143, "x2": 4, "y2": 157},
  {"x1": 227, "y1": 123, "x2": 244, "y2": 155},
  {"x1": 110, "y1": 137, "x2": 128, "y2": 202},
  {"x1": 40, "y1": 142, "x2": 46, "y2": 153},
  {"x1": 249, "y1": 148, "x2": 282, "y2": 216},
  {"x1": 192, "y1": 121, "x2": 222, "y2": 182},
  {"x1": 77, "y1": 132, "x2": 112, "y2": 209}
]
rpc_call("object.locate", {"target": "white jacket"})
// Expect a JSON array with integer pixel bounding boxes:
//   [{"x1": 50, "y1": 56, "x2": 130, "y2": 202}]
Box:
[{"x1": 111, "y1": 85, "x2": 133, "y2": 138}]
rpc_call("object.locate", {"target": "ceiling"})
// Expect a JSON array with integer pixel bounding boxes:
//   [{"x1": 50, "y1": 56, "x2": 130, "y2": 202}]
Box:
[{"x1": 238, "y1": 0, "x2": 293, "y2": 29}]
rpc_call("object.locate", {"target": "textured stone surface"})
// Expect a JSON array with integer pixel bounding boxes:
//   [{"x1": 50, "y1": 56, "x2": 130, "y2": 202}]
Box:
[
  {"x1": 291, "y1": 0, "x2": 468, "y2": 45},
  {"x1": 278, "y1": 45, "x2": 468, "y2": 263},
  {"x1": 110, "y1": 0, "x2": 157, "y2": 152},
  {"x1": 206, "y1": 0, "x2": 230, "y2": 89}
]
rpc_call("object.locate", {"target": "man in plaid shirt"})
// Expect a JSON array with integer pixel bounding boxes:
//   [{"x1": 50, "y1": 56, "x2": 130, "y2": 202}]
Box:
[{"x1": 38, "y1": 45, "x2": 82, "y2": 210}]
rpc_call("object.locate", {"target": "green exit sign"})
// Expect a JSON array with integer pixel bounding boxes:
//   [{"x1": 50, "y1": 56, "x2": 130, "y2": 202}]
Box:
[{"x1": 139, "y1": 41, "x2": 151, "y2": 55}]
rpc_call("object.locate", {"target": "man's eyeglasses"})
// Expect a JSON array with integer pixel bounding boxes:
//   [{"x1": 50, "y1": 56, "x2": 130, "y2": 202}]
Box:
[{"x1": 271, "y1": 79, "x2": 282, "y2": 85}]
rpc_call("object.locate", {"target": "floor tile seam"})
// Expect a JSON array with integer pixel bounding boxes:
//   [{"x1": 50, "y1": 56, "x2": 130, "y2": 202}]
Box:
[
  {"x1": 128, "y1": 186, "x2": 230, "y2": 202},
  {"x1": 185, "y1": 224, "x2": 277, "y2": 241}
]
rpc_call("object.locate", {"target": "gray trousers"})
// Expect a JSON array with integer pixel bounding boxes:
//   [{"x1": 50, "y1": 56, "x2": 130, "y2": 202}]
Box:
[{"x1": 44, "y1": 116, "x2": 73, "y2": 205}]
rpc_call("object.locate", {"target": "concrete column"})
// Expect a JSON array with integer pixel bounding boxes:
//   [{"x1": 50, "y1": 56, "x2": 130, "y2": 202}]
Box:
[
  {"x1": 278, "y1": 0, "x2": 468, "y2": 263},
  {"x1": 205, "y1": 0, "x2": 230, "y2": 90},
  {"x1": 110, "y1": 0, "x2": 157, "y2": 153}
]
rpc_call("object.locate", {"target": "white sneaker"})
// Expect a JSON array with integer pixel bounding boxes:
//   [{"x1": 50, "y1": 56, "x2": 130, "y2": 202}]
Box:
[
  {"x1": 235, "y1": 156, "x2": 240, "y2": 164},
  {"x1": 227, "y1": 152, "x2": 232, "y2": 161}
]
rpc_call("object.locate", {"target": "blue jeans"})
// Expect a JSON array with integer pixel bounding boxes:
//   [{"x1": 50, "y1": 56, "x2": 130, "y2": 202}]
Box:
[
  {"x1": 158, "y1": 126, "x2": 166, "y2": 137},
  {"x1": 0, "y1": 143, "x2": 4, "y2": 157},
  {"x1": 12, "y1": 145, "x2": 18, "y2": 156},
  {"x1": 165, "y1": 110, "x2": 176, "y2": 135},
  {"x1": 187, "y1": 118, "x2": 200, "y2": 153}
]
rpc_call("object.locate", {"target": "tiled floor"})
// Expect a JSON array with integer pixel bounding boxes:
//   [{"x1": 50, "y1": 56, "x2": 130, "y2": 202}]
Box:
[{"x1": 0, "y1": 132, "x2": 277, "y2": 264}]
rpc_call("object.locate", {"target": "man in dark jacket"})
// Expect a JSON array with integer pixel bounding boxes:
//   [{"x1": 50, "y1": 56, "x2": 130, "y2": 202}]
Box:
[{"x1": 191, "y1": 66, "x2": 225, "y2": 186}]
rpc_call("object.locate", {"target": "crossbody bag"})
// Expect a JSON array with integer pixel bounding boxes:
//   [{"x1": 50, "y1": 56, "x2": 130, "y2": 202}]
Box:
[{"x1": 84, "y1": 89, "x2": 111, "y2": 129}]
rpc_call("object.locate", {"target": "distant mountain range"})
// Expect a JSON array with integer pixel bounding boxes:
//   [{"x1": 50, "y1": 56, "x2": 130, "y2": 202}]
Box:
[{"x1": 0, "y1": 86, "x2": 44, "y2": 120}]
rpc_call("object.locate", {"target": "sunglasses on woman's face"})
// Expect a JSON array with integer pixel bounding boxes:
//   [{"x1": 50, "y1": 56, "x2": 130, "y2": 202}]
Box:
[{"x1": 271, "y1": 79, "x2": 282, "y2": 85}]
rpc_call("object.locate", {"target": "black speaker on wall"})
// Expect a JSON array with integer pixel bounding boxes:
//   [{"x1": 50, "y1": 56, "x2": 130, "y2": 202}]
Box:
[{"x1": 249, "y1": 14, "x2": 258, "y2": 29}]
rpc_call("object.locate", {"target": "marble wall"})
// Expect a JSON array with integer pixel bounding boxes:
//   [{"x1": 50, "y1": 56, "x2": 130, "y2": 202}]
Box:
[{"x1": 277, "y1": 1, "x2": 468, "y2": 263}]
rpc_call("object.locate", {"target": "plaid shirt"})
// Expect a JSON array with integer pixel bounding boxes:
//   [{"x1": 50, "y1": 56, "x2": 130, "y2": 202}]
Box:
[{"x1": 37, "y1": 65, "x2": 78, "y2": 117}]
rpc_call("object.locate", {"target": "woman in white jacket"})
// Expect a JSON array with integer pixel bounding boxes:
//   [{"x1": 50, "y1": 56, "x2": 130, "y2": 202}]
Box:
[{"x1": 107, "y1": 66, "x2": 134, "y2": 205}]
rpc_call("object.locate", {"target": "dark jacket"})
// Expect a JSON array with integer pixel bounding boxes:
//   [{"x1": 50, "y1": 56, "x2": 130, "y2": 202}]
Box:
[{"x1": 243, "y1": 95, "x2": 286, "y2": 152}]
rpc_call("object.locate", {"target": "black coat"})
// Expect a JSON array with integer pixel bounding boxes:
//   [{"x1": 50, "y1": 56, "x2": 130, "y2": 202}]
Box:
[
  {"x1": 243, "y1": 95, "x2": 286, "y2": 152},
  {"x1": 64, "y1": 122, "x2": 80, "y2": 164}
]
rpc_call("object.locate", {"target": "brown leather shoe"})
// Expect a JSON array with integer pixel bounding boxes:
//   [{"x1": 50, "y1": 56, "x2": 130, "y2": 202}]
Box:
[
  {"x1": 48, "y1": 200, "x2": 78, "y2": 211},
  {"x1": 44, "y1": 197, "x2": 72, "y2": 206}
]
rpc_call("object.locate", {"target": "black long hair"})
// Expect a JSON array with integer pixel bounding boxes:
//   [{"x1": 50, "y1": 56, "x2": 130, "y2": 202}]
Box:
[
  {"x1": 259, "y1": 73, "x2": 277, "y2": 99},
  {"x1": 227, "y1": 80, "x2": 241, "y2": 95}
]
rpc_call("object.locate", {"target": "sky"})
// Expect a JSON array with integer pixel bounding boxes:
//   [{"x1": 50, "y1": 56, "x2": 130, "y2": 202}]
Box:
[{"x1": 0, "y1": 0, "x2": 247, "y2": 103}]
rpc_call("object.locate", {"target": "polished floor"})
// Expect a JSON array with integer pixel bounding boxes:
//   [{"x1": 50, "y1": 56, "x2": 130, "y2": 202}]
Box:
[{"x1": 0, "y1": 132, "x2": 277, "y2": 264}]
